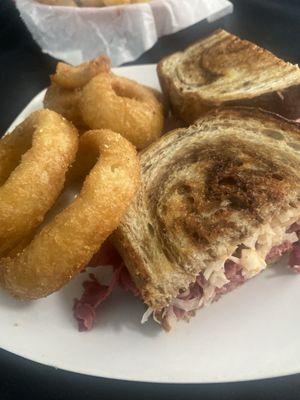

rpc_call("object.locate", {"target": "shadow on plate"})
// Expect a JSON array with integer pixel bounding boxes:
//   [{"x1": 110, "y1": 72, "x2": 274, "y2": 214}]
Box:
[
  {"x1": 0, "y1": 289, "x2": 32, "y2": 310},
  {"x1": 57, "y1": 267, "x2": 161, "y2": 338},
  {"x1": 266, "y1": 255, "x2": 297, "y2": 279}
]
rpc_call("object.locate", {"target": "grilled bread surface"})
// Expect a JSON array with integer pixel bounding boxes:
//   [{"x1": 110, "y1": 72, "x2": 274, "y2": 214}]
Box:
[
  {"x1": 158, "y1": 30, "x2": 300, "y2": 123},
  {"x1": 113, "y1": 108, "x2": 300, "y2": 310}
]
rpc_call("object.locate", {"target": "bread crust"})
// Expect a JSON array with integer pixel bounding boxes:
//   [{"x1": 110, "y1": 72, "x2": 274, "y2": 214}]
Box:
[
  {"x1": 113, "y1": 107, "x2": 300, "y2": 310},
  {"x1": 157, "y1": 29, "x2": 300, "y2": 123}
]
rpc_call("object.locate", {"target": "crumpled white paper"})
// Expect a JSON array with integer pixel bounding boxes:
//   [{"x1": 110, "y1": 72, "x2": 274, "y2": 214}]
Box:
[{"x1": 15, "y1": 0, "x2": 232, "y2": 66}]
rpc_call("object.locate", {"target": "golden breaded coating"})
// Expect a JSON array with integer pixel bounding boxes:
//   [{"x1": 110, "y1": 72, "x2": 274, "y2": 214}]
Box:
[
  {"x1": 44, "y1": 56, "x2": 111, "y2": 127},
  {"x1": 52, "y1": 55, "x2": 111, "y2": 90},
  {"x1": 44, "y1": 83, "x2": 86, "y2": 128},
  {"x1": 0, "y1": 129, "x2": 140, "y2": 300},
  {"x1": 0, "y1": 109, "x2": 78, "y2": 256},
  {"x1": 80, "y1": 73, "x2": 164, "y2": 149}
]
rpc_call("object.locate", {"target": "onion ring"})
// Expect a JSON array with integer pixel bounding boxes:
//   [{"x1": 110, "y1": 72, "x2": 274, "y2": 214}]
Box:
[
  {"x1": 44, "y1": 83, "x2": 86, "y2": 128},
  {"x1": 0, "y1": 109, "x2": 78, "y2": 256},
  {"x1": 44, "y1": 56, "x2": 111, "y2": 126},
  {"x1": 0, "y1": 129, "x2": 140, "y2": 300},
  {"x1": 51, "y1": 55, "x2": 111, "y2": 90},
  {"x1": 80, "y1": 73, "x2": 164, "y2": 149}
]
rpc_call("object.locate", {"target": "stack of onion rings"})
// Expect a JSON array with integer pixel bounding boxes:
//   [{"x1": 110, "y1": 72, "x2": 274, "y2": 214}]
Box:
[
  {"x1": 44, "y1": 56, "x2": 165, "y2": 149},
  {"x1": 0, "y1": 109, "x2": 78, "y2": 257},
  {"x1": 44, "y1": 55, "x2": 111, "y2": 127},
  {"x1": 0, "y1": 129, "x2": 140, "y2": 300}
]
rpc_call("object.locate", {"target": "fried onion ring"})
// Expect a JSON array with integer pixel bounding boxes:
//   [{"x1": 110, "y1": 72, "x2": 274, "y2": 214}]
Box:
[
  {"x1": 0, "y1": 129, "x2": 140, "y2": 300},
  {"x1": 44, "y1": 83, "x2": 86, "y2": 128},
  {"x1": 80, "y1": 73, "x2": 164, "y2": 149},
  {"x1": 52, "y1": 55, "x2": 111, "y2": 90},
  {"x1": 0, "y1": 109, "x2": 78, "y2": 256},
  {"x1": 44, "y1": 56, "x2": 111, "y2": 126}
]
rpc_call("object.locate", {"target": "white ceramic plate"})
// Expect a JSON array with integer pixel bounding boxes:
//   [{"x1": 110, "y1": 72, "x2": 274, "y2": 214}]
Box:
[{"x1": 1, "y1": 64, "x2": 300, "y2": 384}]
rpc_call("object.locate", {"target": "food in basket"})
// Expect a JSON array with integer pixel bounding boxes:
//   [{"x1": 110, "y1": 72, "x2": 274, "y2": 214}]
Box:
[{"x1": 36, "y1": 0, "x2": 151, "y2": 7}]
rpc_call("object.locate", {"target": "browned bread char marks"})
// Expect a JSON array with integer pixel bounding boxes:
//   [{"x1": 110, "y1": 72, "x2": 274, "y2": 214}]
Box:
[
  {"x1": 148, "y1": 141, "x2": 294, "y2": 264},
  {"x1": 113, "y1": 108, "x2": 300, "y2": 310}
]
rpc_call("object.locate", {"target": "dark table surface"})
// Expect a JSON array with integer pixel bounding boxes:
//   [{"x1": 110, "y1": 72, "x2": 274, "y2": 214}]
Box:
[{"x1": 1, "y1": 0, "x2": 300, "y2": 398}]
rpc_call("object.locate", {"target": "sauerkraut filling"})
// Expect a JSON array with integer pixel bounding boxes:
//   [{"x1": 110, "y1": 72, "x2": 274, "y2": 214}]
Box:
[{"x1": 144, "y1": 216, "x2": 300, "y2": 330}]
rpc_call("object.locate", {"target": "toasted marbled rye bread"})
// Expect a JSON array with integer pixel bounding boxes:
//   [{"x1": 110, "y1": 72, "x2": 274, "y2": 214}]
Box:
[
  {"x1": 158, "y1": 29, "x2": 300, "y2": 124},
  {"x1": 113, "y1": 108, "x2": 300, "y2": 314}
]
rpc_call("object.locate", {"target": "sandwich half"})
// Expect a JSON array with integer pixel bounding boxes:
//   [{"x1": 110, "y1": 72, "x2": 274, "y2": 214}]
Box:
[
  {"x1": 158, "y1": 29, "x2": 300, "y2": 123},
  {"x1": 112, "y1": 108, "x2": 300, "y2": 330}
]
